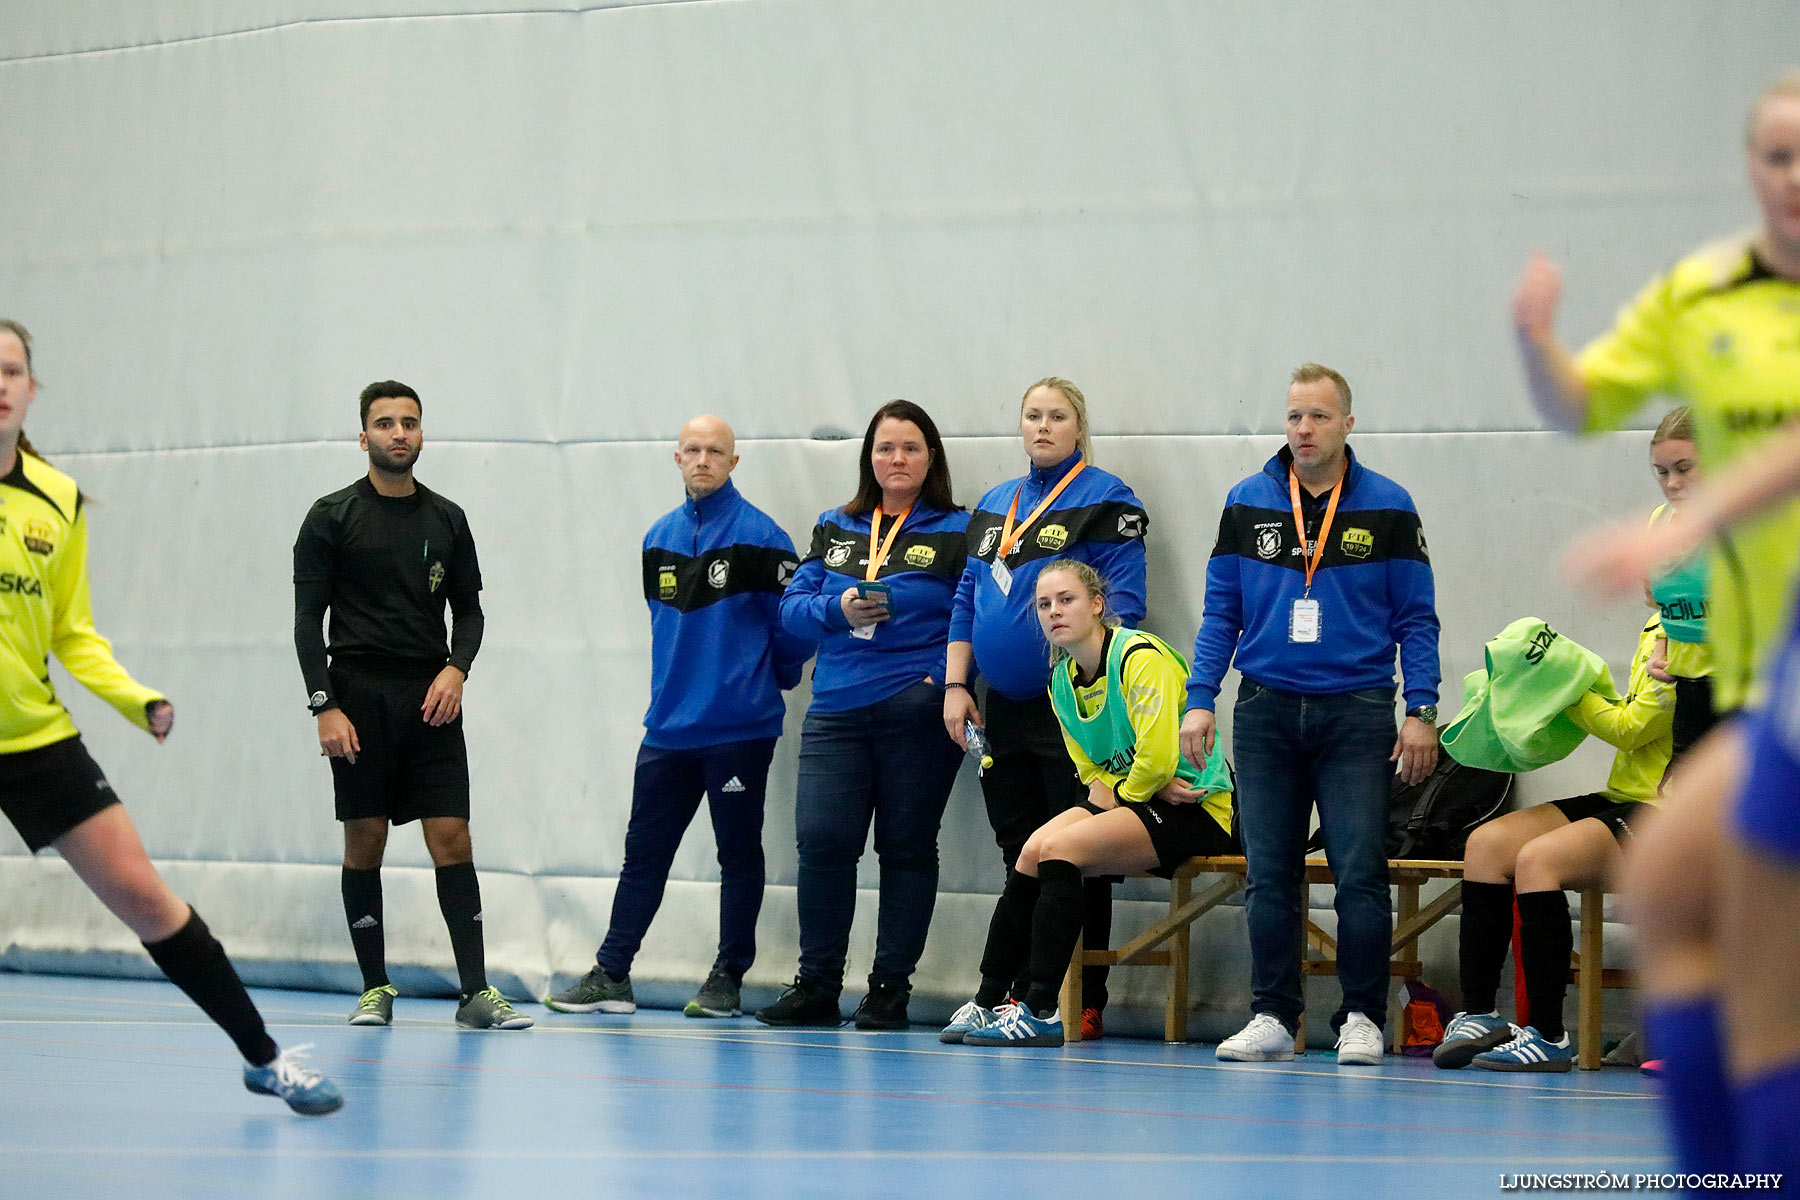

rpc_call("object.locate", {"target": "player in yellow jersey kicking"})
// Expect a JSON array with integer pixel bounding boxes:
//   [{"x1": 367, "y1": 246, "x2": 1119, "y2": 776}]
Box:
[{"x1": 0, "y1": 320, "x2": 340, "y2": 1115}]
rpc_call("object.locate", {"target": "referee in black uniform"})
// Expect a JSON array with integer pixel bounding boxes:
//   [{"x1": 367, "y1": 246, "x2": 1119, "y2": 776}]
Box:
[{"x1": 293, "y1": 380, "x2": 530, "y2": 1030}]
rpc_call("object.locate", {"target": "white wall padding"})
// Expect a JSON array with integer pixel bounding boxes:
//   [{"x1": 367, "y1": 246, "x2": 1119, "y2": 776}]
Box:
[{"x1": 4, "y1": 2, "x2": 1794, "y2": 1039}]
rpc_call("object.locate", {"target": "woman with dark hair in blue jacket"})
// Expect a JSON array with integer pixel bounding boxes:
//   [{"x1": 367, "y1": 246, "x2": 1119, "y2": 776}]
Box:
[
  {"x1": 755, "y1": 400, "x2": 969, "y2": 1030},
  {"x1": 940, "y1": 377, "x2": 1151, "y2": 1037}
]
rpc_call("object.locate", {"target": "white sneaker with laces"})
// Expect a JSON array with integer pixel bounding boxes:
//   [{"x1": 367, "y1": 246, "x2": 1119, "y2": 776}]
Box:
[
  {"x1": 1215, "y1": 1012, "x2": 1295, "y2": 1061},
  {"x1": 1335, "y1": 1011, "x2": 1384, "y2": 1065}
]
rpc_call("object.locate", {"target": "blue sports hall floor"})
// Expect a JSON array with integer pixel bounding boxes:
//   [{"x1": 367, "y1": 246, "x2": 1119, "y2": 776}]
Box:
[{"x1": 0, "y1": 973, "x2": 1666, "y2": 1198}]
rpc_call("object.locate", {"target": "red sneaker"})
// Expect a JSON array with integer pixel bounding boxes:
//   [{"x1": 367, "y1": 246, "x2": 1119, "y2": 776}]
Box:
[
  {"x1": 1081, "y1": 1007, "x2": 1104, "y2": 1040},
  {"x1": 1640, "y1": 1059, "x2": 1664, "y2": 1077}
]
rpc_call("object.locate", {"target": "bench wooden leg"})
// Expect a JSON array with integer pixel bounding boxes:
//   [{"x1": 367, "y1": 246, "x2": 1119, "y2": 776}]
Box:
[
  {"x1": 1062, "y1": 929, "x2": 1084, "y2": 1044},
  {"x1": 1393, "y1": 880, "x2": 1420, "y2": 1054},
  {"x1": 1166, "y1": 872, "x2": 1191, "y2": 1042},
  {"x1": 1578, "y1": 886, "x2": 1603, "y2": 1070}
]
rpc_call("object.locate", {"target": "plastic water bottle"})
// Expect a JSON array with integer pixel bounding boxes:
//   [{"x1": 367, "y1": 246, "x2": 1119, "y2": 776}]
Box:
[{"x1": 963, "y1": 720, "x2": 994, "y2": 775}]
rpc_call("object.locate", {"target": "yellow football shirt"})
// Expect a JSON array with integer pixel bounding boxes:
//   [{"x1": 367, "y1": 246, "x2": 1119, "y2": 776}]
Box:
[
  {"x1": 1058, "y1": 631, "x2": 1233, "y2": 834},
  {"x1": 0, "y1": 453, "x2": 162, "y2": 753},
  {"x1": 1578, "y1": 234, "x2": 1800, "y2": 710},
  {"x1": 1566, "y1": 619, "x2": 1675, "y2": 805}
]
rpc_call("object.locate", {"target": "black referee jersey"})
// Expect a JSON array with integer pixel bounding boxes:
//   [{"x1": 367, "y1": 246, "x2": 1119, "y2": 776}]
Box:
[{"x1": 293, "y1": 477, "x2": 483, "y2": 712}]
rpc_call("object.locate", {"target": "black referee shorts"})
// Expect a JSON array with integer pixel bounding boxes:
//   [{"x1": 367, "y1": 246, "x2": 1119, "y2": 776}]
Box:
[
  {"x1": 0, "y1": 735, "x2": 122, "y2": 853},
  {"x1": 327, "y1": 667, "x2": 470, "y2": 825}
]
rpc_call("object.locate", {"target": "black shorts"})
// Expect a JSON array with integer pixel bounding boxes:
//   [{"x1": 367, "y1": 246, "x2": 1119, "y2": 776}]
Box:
[
  {"x1": 0, "y1": 736, "x2": 122, "y2": 853},
  {"x1": 327, "y1": 667, "x2": 469, "y2": 825},
  {"x1": 1551, "y1": 793, "x2": 1651, "y2": 843},
  {"x1": 1080, "y1": 796, "x2": 1240, "y2": 875},
  {"x1": 1670, "y1": 676, "x2": 1720, "y2": 766}
]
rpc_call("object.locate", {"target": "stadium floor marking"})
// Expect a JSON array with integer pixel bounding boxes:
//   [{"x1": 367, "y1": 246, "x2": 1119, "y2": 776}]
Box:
[
  {"x1": 0, "y1": 989, "x2": 1655, "y2": 1100},
  {"x1": 0, "y1": 1013, "x2": 1653, "y2": 1099},
  {"x1": 0, "y1": 1146, "x2": 1667, "y2": 1165},
  {"x1": 0, "y1": 1030, "x2": 1659, "y2": 1145}
]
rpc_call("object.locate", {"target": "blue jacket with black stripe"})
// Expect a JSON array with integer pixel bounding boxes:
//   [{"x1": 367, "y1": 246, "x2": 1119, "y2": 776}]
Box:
[
  {"x1": 1187, "y1": 446, "x2": 1440, "y2": 712},
  {"x1": 782, "y1": 503, "x2": 970, "y2": 714},
  {"x1": 950, "y1": 451, "x2": 1150, "y2": 701},
  {"x1": 642, "y1": 480, "x2": 813, "y2": 749}
]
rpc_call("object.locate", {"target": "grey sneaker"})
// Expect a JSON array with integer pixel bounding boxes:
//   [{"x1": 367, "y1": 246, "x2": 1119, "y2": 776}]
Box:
[
  {"x1": 684, "y1": 967, "x2": 741, "y2": 1018},
  {"x1": 543, "y1": 966, "x2": 636, "y2": 1014},
  {"x1": 455, "y1": 986, "x2": 534, "y2": 1030},
  {"x1": 348, "y1": 984, "x2": 397, "y2": 1026},
  {"x1": 940, "y1": 999, "x2": 1000, "y2": 1044},
  {"x1": 1433, "y1": 1010, "x2": 1512, "y2": 1070}
]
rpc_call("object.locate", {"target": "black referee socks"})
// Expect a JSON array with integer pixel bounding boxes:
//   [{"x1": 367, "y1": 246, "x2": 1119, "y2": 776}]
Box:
[
  {"x1": 434, "y1": 861, "x2": 487, "y2": 1001},
  {"x1": 142, "y1": 908, "x2": 279, "y2": 1067},
  {"x1": 341, "y1": 866, "x2": 388, "y2": 992}
]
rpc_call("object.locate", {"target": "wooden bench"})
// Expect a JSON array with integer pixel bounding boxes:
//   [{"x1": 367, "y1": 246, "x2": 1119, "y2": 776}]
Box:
[{"x1": 1061, "y1": 854, "x2": 1628, "y2": 1069}]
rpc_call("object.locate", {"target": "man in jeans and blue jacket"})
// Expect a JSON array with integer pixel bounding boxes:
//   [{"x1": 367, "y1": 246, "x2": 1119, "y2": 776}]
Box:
[
  {"x1": 546, "y1": 415, "x2": 812, "y2": 1020},
  {"x1": 1180, "y1": 364, "x2": 1441, "y2": 1065}
]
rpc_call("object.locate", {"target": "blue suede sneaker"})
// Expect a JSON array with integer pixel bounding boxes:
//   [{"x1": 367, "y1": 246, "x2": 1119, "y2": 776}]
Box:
[
  {"x1": 1432, "y1": 1010, "x2": 1513, "y2": 1070},
  {"x1": 1473, "y1": 1025, "x2": 1574, "y2": 1073},
  {"x1": 243, "y1": 1046, "x2": 345, "y2": 1115},
  {"x1": 961, "y1": 1002, "x2": 1064, "y2": 1048}
]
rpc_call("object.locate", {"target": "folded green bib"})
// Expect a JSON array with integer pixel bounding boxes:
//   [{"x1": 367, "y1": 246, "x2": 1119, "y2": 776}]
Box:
[{"x1": 1441, "y1": 617, "x2": 1614, "y2": 773}]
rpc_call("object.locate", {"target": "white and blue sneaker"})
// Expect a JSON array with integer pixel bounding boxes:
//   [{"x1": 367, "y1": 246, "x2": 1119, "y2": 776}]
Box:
[
  {"x1": 961, "y1": 1002, "x2": 1064, "y2": 1047},
  {"x1": 939, "y1": 999, "x2": 1000, "y2": 1044},
  {"x1": 243, "y1": 1046, "x2": 344, "y2": 1115},
  {"x1": 1432, "y1": 1010, "x2": 1513, "y2": 1070},
  {"x1": 1472, "y1": 1024, "x2": 1574, "y2": 1073}
]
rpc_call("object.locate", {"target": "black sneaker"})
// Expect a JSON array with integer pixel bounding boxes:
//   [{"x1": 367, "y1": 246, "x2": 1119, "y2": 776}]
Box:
[
  {"x1": 543, "y1": 966, "x2": 635, "y2": 1014},
  {"x1": 684, "y1": 967, "x2": 742, "y2": 1018},
  {"x1": 853, "y1": 982, "x2": 911, "y2": 1030},
  {"x1": 754, "y1": 976, "x2": 842, "y2": 1027}
]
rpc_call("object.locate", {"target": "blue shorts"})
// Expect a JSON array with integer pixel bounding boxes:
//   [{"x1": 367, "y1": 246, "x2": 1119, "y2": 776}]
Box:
[{"x1": 1736, "y1": 637, "x2": 1800, "y2": 865}]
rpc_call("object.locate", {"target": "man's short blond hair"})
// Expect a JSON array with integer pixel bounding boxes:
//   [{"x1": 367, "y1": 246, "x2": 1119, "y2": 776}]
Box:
[{"x1": 1290, "y1": 362, "x2": 1352, "y2": 414}]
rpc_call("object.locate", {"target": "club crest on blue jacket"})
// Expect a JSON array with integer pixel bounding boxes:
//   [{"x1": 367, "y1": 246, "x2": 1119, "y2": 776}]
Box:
[
  {"x1": 782, "y1": 503, "x2": 970, "y2": 714},
  {"x1": 1187, "y1": 445, "x2": 1440, "y2": 713},
  {"x1": 641, "y1": 480, "x2": 811, "y2": 749},
  {"x1": 950, "y1": 450, "x2": 1149, "y2": 702}
]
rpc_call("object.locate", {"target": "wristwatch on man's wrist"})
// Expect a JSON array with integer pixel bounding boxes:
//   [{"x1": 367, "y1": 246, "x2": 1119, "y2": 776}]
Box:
[{"x1": 1406, "y1": 704, "x2": 1438, "y2": 725}]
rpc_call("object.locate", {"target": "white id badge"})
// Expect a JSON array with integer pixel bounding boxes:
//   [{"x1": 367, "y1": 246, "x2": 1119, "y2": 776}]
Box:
[
  {"x1": 1289, "y1": 597, "x2": 1321, "y2": 643},
  {"x1": 851, "y1": 623, "x2": 876, "y2": 641},
  {"x1": 990, "y1": 558, "x2": 1013, "y2": 595}
]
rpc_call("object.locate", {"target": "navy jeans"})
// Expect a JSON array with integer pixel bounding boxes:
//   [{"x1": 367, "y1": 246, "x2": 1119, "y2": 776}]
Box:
[
  {"x1": 596, "y1": 737, "x2": 776, "y2": 982},
  {"x1": 794, "y1": 679, "x2": 964, "y2": 991},
  {"x1": 1232, "y1": 679, "x2": 1395, "y2": 1032}
]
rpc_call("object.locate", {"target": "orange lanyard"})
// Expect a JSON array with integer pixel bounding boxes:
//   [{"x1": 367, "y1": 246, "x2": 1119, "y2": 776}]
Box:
[
  {"x1": 1287, "y1": 468, "x2": 1343, "y2": 595},
  {"x1": 998, "y1": 460, "x2": 1088, "y2": 560},
  {"x1": 867, "y1": 503, "x2": 913, "y2": 581}
]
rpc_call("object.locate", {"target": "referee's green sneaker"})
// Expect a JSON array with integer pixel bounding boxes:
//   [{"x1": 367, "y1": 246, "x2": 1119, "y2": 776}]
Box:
[
  {"x1": 348, "y1": 985, "x2": 397, "y2": 1026},
  {"x1": 455, "y1": 986, "x2": 535, "y2": 1030}
]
